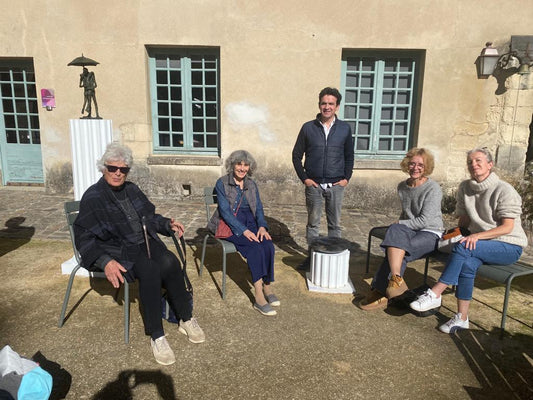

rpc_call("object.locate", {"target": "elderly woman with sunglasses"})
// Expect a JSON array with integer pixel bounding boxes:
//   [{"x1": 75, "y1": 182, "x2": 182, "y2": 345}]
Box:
[
  {"x1": 208, "y1": 150, "x2": 278, "y2": 316},
  {"x1": 74, "y1": 142, "x2": 205, "y2": 366},
  {"x1": 359, "y1": 148, "x2": 444, "y2": 311},
  {"x1": 410, "y1": 147, "x2": 527, "y2": 333}
]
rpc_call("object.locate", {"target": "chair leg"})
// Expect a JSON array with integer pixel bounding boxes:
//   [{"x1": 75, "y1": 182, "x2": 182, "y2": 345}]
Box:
[
  {"x1": 124, "y1": 280, "x2": 130, "y2": 344},
  {"x1": 366, "y1": 232, "x2": 373, "y2": 274},
  {"x1": 423, "y1": 256, "x2": 430, "y2": 285},
  {"x1": 222, "y1": 249, "x2": 227, "y2": 300},
  {"x1": 200, "y1": 234, "x2": 209, "y2": 276},
  {"x1": 58, "y1": 264, "x2": 83, "y2": 328},
  {"x1": 500, "y1": 276, "x2": 514, "y2": 339}
]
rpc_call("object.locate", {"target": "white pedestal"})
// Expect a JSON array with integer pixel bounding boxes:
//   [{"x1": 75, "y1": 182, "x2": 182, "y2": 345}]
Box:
[
  {"x1": 70, "y1": 119, "x2": 113, "y2": 201},
  {"x1": 62, "y1": 119, "x2": 113, "y2": 275},
  {"x1": 306, "y1": 249, "x2": 355, "y2": 294}
]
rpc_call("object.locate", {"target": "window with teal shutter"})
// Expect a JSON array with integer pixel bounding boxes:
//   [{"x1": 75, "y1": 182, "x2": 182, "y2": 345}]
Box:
[
  {"x1": 147, "y1": 48, "x2": 220, "y2": 155},
  {"x1": 340, "y1": 51, "x2": 424, "y2": 160}
]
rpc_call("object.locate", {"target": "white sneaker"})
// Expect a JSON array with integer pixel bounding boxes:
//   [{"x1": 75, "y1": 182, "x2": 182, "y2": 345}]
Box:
[
  {"x1": 409, "y1": 289, "x2": 441, "y2": 312},
  {"x1": 439, "y1": 313, "x2": 469, "y2": 333},
  {"x1": 178, "y1": 317, "x2": 206, "y2": 343},
  {"x1": 151, "y1": 336, "x2": 176, "y2": 365}
]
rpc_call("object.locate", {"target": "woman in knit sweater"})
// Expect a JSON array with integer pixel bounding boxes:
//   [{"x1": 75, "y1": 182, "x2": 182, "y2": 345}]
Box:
[
  {"x1": 360, "y1": 148, "x2": 444, "y2": 311},
  {"x1": 410, "y1": 147, "x2": 528, "y2": 333}
]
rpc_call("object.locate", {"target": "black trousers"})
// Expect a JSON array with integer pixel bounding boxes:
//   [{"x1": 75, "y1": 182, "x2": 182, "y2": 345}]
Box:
[{"x1": 127, "y1": 239, "x2": 191, "y2": 336}]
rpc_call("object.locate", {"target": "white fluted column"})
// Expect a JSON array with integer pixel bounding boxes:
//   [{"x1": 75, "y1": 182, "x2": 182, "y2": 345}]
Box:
[{"x1": 61, "y1": 119, "x2": 112, "y2": 275}]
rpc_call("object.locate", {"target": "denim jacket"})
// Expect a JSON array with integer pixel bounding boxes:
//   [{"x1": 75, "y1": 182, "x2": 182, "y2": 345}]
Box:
[{"x1": 207, "y1": 174, "x2": 268, "y2": 236}]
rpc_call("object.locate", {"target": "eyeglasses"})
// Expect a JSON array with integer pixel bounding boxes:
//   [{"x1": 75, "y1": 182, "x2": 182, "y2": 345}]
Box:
[
  {"x1": 105, "y1": 164, "x2": 130, "y2": 174},
  {"x1": 408, "y1": 162, "x2": 425, "y2": 169}
]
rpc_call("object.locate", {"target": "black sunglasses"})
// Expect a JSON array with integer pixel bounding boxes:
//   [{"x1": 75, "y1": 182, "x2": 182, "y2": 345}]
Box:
[{"x1": 105, "y1": 164, "x2": 130, "y2": 174}]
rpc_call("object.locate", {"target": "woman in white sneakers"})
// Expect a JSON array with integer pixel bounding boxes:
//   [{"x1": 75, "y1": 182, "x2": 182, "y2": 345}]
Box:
[{"x1": 410, "y1": 147, "x2": 527, "y2": 333}]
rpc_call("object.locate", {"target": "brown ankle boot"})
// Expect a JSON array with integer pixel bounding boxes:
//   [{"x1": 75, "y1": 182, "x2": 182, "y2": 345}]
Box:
[{"x1": 386, "y1": 275, "x2": 408, "y2": 299}]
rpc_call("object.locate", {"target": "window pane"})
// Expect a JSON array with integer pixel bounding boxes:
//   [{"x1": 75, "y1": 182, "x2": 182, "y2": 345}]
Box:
[
  {"x1": 345, "y1": 105, "x2": 356, "y2": 119},
  {"x1": 172, "y1": 134, "x2": 183, "y2": 147},
  {"x1": 6, "y1": 130, "x2": 17, "y2": 143},
  {"x1": 361, "y1": 60, "x2": 374, "y2": 71},
  {"x1": 206, "y1": 134, "x2": 218, "y2": 148},
  {"x1": 360, "y1": 74, "x2": 373, "y2": 88},
  {"x1": 170, "y1": 87, "x2": 182, "y2": 100},
  {"x1": 383, "y1": 76, "x2": 396, "y2": 89},
  {"x1": 30, "y1": 115, "x2": 40, "y2": 129},
  {"x1": 158, "y1": 102, "x2": 169, "y2": 116},
  {"x1": 360, "y1": 91, "x2": 372, "y2": 103},
  {"x1": 169, "y1": 57, "x2": 181, "y2": 69},
  {"x1": 205, "y1": 87, "x2": 217, "y2": 101},
  {"x1": 358, "y1": 106, "x2": 371, "y2": 119},
  {"x1": 381, "y1": 108, "x2": 393, "y2": 120},
  {"x1": 379, "y1": 138, "x2": 390, "y2": 150},
  {"x1": 159, "y1": 133, "x2": 170, "y2": 146},
  {"x1": 156, "y1": 71, "x2": 167, "y2": 84},
  {"x1": 170, "y1": 102, "x2": 182, "y2": 116},
  {"x1": 17, "y1": 115, "x2": 28, "y2": 128},
  {"x1": 191, "y1": 71, "x2": 203, "y2": 85},
  {"x1": 193, "y1": 134, "x2": 204, "y2": 147},
  {"x1": 382, "y1": 91, "x2": 394, "y2": 104},
  {"x1": 398, "y1": 76, "x2": 411, "y2": 89},
  {"x1": 157, "y1": 86, "x2": 168, "y2": 100},
  {"x1": 345, "y1": 90, "x2": 357, "y2": 103},
  {"x1": 357, "y1": 121, "x2": 370, "y2": 135},
  {"x1": 357, "y1": 137, "x2": 369, "y2": 150},
  {"x1": 3, "y1": 99, "x2": 13, "y2": 112},
  {"x1": 380, "y1": 123, "x2": 392, "y2": 136},
  {"x1": 396, "y1": 108, "x2": 408, "y2": 120},
  {"x1": 192, "y1": 87, "x2": 203, "y2": 100},
  {"x1": 397, "y1": 92, "x2": 410, "y2": 104},
  {"x1": 395, "y1": 123, "x2": 407, "y2": 135},
  {"x1": 171, "y1": 118, "x2": 182, "y2": 132},
  {"x1": 192, "y1": 103, "x2": 203, "y2": 117},
  {"x1": 394, "y1": 138, "x2": 406, "y2": 150},
  {"x1": 192, "y1": 119, "x2": 203, "y2": 132},
  {"x1": 205, "y1": 103, "x2": 217, "y2": 117},
  {"x1": 19, "y1": 130, "x2": 30, "y2": 144},
  {"x1": 206, "y1": 119, "x2": 217, "y2": 132},
  {"x1": 158, "y1": 118, "x2": 169, "y2": 131},
  {"x1": 169, "y1": 71, "x2": 180, "y2": 85},
  {"x1": 5, "y1": 114, "x2": 15, "y2": 128},
  {"x1": 31, "y1": 131, "x2": 40, "y2": 144},
  {"x1": 1, "y1": 83, "x2": 12, "y2": 97},
  {"x1": 346, "y1": 75, "x2": 358, "y2": 87}
]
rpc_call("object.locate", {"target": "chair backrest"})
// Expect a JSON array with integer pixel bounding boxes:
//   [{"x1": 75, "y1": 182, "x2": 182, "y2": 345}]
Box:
[
  {"x1": 64, "y1": 201, "x2": 81, "y2": 263},
  {"x1": 203, "y1": 186, "x2": 217, "y2": 223}
]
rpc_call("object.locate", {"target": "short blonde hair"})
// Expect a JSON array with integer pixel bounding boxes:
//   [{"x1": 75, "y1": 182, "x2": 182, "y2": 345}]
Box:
[{"x1": 400, "y1": 147, "x2": 435, "y2": 176}]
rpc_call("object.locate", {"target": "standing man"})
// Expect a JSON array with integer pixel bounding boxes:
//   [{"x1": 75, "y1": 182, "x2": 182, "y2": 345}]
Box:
[{"x1": 292, "y1": 87, "x2": 354, "y2": 269}]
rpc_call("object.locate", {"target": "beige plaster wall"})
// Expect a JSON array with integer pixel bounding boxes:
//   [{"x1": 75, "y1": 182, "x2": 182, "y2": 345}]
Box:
[{"x1": 1, "y1": 1, "x2": 533, "y2": 205}]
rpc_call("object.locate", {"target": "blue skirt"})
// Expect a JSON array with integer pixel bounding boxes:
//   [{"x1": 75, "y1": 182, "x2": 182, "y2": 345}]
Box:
[{"x1": 225, "y1": 207, "x2": 275, "y2": 283}]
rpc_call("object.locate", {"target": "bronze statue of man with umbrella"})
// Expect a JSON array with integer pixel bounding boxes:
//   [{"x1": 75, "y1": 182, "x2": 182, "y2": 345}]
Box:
[{"x1": 68, "y1": 54, "x2": 101, "y2": 119}]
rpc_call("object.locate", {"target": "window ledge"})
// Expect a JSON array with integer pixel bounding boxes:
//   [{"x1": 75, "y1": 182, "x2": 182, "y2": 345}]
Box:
[
  {"x1": 147, "y1": 155, "x2": 221, "y2": 166},
  {"x1": 354, "y1": 159, "x2": 401, "y2": 170}
]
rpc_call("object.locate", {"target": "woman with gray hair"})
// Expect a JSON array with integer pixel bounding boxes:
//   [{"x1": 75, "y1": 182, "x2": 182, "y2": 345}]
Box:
[
  {"x1": 208, "y1": 150, "x2": 278, "y2": 316},
  {"x1": 410, "y1": 147, "x2": 527, "y2": 333},
  {"x1": 74, "y1": 142, "x2": 205, "y2": 365}
]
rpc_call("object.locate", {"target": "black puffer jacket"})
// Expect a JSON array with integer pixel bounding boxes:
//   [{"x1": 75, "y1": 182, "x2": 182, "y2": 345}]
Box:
[{"x1": 292, "y1": 115, "x2": 354, "y2": 184}]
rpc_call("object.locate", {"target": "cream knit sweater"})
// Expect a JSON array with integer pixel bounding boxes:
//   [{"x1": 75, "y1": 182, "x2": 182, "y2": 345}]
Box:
[{"x1": 455, "y1": 173, "x2": 528, "y2": 248}]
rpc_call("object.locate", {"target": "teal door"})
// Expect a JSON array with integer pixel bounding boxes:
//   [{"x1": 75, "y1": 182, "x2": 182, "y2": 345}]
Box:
[{"x1": 0, "y1": 60, "x2": 43, "y2": 184}]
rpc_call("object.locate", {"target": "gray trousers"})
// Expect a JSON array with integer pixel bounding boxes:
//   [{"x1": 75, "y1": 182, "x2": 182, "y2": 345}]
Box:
[{"x1": 305, "y1": 184, "x2": 345, "y2": 245}]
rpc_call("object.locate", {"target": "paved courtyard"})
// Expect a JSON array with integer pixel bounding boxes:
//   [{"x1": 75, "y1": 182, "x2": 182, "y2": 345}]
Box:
[{"x1": 0, "y1": 186, "x2": 531, "y2": 399}]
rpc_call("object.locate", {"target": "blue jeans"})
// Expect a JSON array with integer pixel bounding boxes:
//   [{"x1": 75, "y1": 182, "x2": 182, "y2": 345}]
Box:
[
  {"x1": 305, "y1": 184, "x2": 345, "y2": 245},
  {"x1": 439, "y1": 240, "x2": 522, "y2": 300},
  {"x1": 371, "y1": 224, "x2": 439, "y2": 294}
]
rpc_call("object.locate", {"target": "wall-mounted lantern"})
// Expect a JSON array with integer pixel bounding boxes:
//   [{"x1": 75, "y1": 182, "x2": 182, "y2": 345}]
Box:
[{"x1": 478, "y1": 36, "x2": 533, "y2": 78}]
